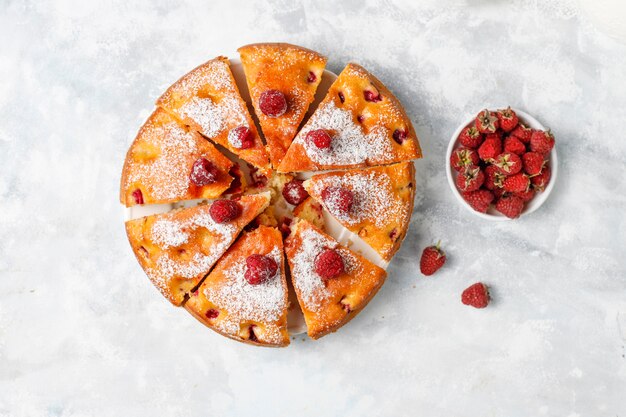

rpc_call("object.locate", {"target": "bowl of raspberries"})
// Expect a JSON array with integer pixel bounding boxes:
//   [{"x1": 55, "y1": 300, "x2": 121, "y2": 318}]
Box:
[{"x1": 446, "y1": 107, "x2": 557, "y2": 220}]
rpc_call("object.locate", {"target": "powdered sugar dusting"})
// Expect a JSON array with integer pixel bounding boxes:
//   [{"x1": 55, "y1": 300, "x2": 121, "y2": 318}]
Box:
[
  {"x1": 151, "y1": 219, "x2": 189, "y2": 249},
  {"x1": 179, "y1": 96, "x2": 248, "y2": 140}
]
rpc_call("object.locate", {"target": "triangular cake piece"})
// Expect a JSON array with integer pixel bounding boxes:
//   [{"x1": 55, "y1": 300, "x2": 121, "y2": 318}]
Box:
[
  {"x1": 156, "y1": 57, "x2": 270, "y2": 170},
  {"x1": 238, "y1": 43, "x2": 327, "y2": 167},
  {"x1": 185, "y1": 226, "x2": 289, "y2": 347},
  {"x1": 120, "y1": 108, "x2": 234, "y2": 206},
  {"x1": 278, "y1": 63, "x2": 422, "y2": 172},
  {"x1": 304, "y1": 162, "x2": 415, "y2": 261},
  {"x1": 125, "y1": 193, "x2": 270, "y2": 306},
  {"x1": 284, "y1": 220, "x2": 387, "y2": 339}
]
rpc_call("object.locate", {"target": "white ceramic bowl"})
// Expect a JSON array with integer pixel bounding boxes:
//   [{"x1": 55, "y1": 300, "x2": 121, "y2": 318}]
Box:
[{"x1": 446, "y1": 108, "x2": 558, "y2": 220}]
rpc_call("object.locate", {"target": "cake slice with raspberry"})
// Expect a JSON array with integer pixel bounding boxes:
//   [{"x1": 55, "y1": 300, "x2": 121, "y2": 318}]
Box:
[
  {"x1": 156, "y1": 56, "x2": 269, "y2": 170},
  {"x1": 303, "y1": 162, "x2": 415, "y2": 261},
  {"x1": 185, "y1": 226, "x2": 289, "y2": 346},
  {"x1": 120, "y1": 108, "x2": 235, "y2": 206},
  {"x1": 237, "y1": 43, "x2": 327, "y2": 166},
  {"x1": 125, "y1": 192, "x2": 270, "y2": 306},
  {"x1": 284, "y1": 220, "x2": 387, "y2": 339},
  {"x1": 277, "y1": 63, "x2": 422, "y2": 172}
]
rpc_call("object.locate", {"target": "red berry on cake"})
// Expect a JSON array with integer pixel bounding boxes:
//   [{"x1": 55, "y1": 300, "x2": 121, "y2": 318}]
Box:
[
  {"x1": 244, "y1": 254, "x2": 278, "y2": 285},
  {"x1": 503, "y1": 172, "x2": 530, "y2": 193},
  {"x1": 364, "y1": 88, "x2": 382, "y2": 102},
  {"x1": 307, "y1": 71, "x2": 317, "y2": 83},
  {"x1": 456, "y1": 166, "x2": 485, "y2": 192},
  {"x1": 459, "y1": 126, "x2": 484, "y2": 148},
  {"x1": 531, "y1": 165, "x2": 552, "y2": 191},
  {"x1": 314, "y1": 248, "x2": 345, "y2": 280},
  {"x1": 496, "y1": 107, "x2": 519, "y2": 132},
  {"x1": 420, "y1": 242, "x2": 446, "y2": 276},
  {"x1": 510, "y1": 123, "x2": 532, "y2": 144},
  {"x1": 132, "y1": 189, "x2": 144, "y2": 205},
  {"x1": 205, "y1": 309, "x2": 219, "y2": 319},
  {"x1": 461, "y1": 282, "x2": 490, "y2": 308},
  {"x1": 450, "y1": 147, "x2": 480, "y2": 172},
  {"x1": 282, "y1": 179, "x2": 309, "y2": 206},
  {"x1": 190, "y1": 157, "x2": 219, "y2": 186},
  {"x1": 462, "y1": 189, "x2": 495, "y2": 213},
  {"x1": 209, "y1": 199, "x2": 242, "y2": 223},
  {"x1": 321, "y1": 186, "x2": 354, "y2": 214},
  {"x1": 503, "y1": 136, "x2": 526, "y2": 156},
  {"x1": 493, "y1": 152, "x2": 522, "y2": 176},
  {"x1": 484, "y1": 165, "x2": 505, "y2": 190},
  {"x1": 228, "y1": 126, "x2": 254, "y2": 149},
  {"x1": 478, "y1": 134, "x2": 502, "y2": 161},
  {"x1": 530, "y1": 129, "x2": 555, "y2": 155},
  {"x1": 259, "y1": 89, "x2": 288, "y2": 117},
  {"x1": 522, "y1": 152, "x2": 545, "y2": 176},
  {"x1": 475, "y1": 109, "x2": 499, "y2": 134},
  {"x1": 392, "y1": 128, "x2": 408, "y2": 144},
  {"x1": 307, "y1": 129, "x2": 332, "y2": 149},
  {"x1": 495, "y1": 194, "x2": 525, "y2": 218}
]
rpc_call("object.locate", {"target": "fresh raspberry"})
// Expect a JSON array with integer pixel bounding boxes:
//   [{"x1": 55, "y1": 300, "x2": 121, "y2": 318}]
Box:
[
  {"x1": 364, "y1": 89, "x2": 382, "y2": 102},
  {"x1": 228, "y1": 126, "x2": 254, "y2": 149},
  {"x1": 530, "y1": 129, "x2": 555, "y2": 155},
  {"x1": 503, "y1": 173, "x2": 530, "y2": 193},
  {"x1": 307, "y1": 71, "x2": 317, "y2": 83},
  {"x1": 450, "y1": 147, "x2": 480, "y2": 172},
  {"x1": 462, "y1": 189, "x2": 494, "y2": 213},
  {"x1": 475, "y1": 109, "x2": 499, "y2": 134},
  {"x1": 531, "y1": 165, "x2": 552, "y2": 191},
  {"x1": 515, "y1": 188, "x2": 536, "y2": 202},
  {"x1": 307, "y1": 129, "x2": 332, "y2": 149},
  {"x1": 521, "y1": 152, "x2": 545, "y2": 176},
  {"x1": 419, "y1": 242, "x2": 446, "y2": 276},
  {"x1": 458, "y1": 126, "x2": 484, "y2": 148},
  {"x1": 484, "y1": 165, "x2": 505, "y2": 190},
  {"x1": 503, "y1": 136, "x2": 526, "y2": 155},
  {"x1": 205, "y1": 309, "x2": 219, "y2": 319},
  {"x1": 314, "y1": 249, "x2": 345, "y2": 280},
  {"x1": 493, "y1": 152, "x2": 522, "y2": 176},
  {"x1": 510, "y1": 123, "x2": 532, "y2": 144},
  {"x1": 321, "y1": 187, "x2": 354, "y2": 214},
  {"x1": 190, "y1": 158, "x2": 219, "y2": 186},
  {"x1": 496, "y1": 107, "x2": 519, "y2": 132},
  {"x1": 282, "y1": 179, "x2": 308, "y2": 206},
  {"x1": 244, "y1": 254, "x2": 278, "y2": 285},
  {"x1": 461, "y1": 282, "x2": 490, "y2": 308},
  {"x1": 209, "y1": 199, "x2": 242, "y2": 223},
  {"x1": 132, "y1": 189, "x2": 144, "y2": 204},
  {"x1": 259, "y1": 89, "x2": 287, "y2": 117},
  {"x1": 338, "y1": 91, "x2": 345, "y2": 103},
  {"x1": 495, "y1": 194, "x2": 525, "y2": 218},
  {"x1": 456, "y1": 166, "x2": 485, "y2": 192},
  {"x1": 478, "y1": 134, "x2": 502, "y2": 161},
  {"x1": 392, "y1": 129, "x2": 408, "y2": 144}
]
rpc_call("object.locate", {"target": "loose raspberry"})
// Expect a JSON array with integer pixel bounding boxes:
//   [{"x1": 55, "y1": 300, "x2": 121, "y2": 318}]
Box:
[
  {"x1": 314, "y1": 249, "x2": 345, "y2": 280},
  {"x1": 461, "y1": 282, "x2": 490, "y2": 308},
  {"x1": 459, "y1": 126, "x2": 484, "y2": 148},
  {"x1": 259, "y1": 89, "x2": 287, "y2": 117},
  {"x1": 503, "y1": 173, "x2": 530, "y2": 193},
  {"x1": 282, "y1": 179, "x2": 308, "y2": 206},
  {"x1": 510, "y1": 123, "x2": 532, "y2": 144},
  {"x1": 307, "y1": 71, "x2": 317, "y2": 83},
  {"x1": 496, "y1": 107, "x2": 519, "y2": 132},
  {"x1": 209, "y1": 199, "x2": 242, "y2": 223},
  {"x1": 484, "y1": 165, "x2": 505, "y2": 190},
  {"x1": 493, "y1": 152, "x2": 522, "y2": 176},
  {"x1": 531, "y1": 165, "x2": 552, "y2": 191},
  {"x1": 228, "y1": 126, "x2": 254, "y2": 149},
  {"x1": 392, "y1": 129, "x2": 408, "y2": 144},
  {"x1": 522, "y1": 152, "x2": 545, "y2": 176},
  {"x1": 530, "y1": 129, "x2": 555, "y2": 155},
  {"x1": 475, "y1": 109, "x2": 499, "y2": 134},
  {"x1": 321, "y1": 187, "x2": 354, "y2": 214},
  {"x1": 132, "y1": 189, "x2": 144, "y2": 204},
  {"x1": 190, "y1": 158, "x2": 219, "y2": 186},
  {"x1": 420, "y1": 242, "x2": 446, "y2": 276},
  {"x1": 503, "y1": 136, "x2": 526, "y2": 155},
  {"x1": 495, "y1": 194, "x2": 525, "y2": 218},
  {"x1": 456, "y1": 166, "x2": 484, "y2": 192},
  {"x1": 244, "y1": 254, "x2": 278, "y2": 285},
  {"x1": 462, "y1": 189, "x2": 494, "y2": 213},
  {"x1": 307, "y1": 129, "x2": 332, "y2": 149},
  {"x1": 478, "y1": 134, "x2": 502, "y2": 161},
  {"x1": 450, "y1": 147, "x2": 479, "y2": 172},
  {"x1": 364, "y1": 89, "x2": 382, "y2": 102},
  {"x1": 205, "y1": 309, "x2": 219, "y2": 319}
]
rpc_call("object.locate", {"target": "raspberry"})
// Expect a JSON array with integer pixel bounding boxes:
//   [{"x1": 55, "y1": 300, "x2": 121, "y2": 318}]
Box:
[
  {"x1": 503, "y1": 136, "x2": 526, "y2": 155},
  {"x1": 475, "y1": 109, "x2": 499, "y2": 133},
  {"x1": 496, "y1": 107, "x2": 519, "y2": 132},
  {"x1": 478, "y1": 134, "x2": 502, "y2": 161},
  {"x1": 307, "y1": 129, "x2": 332, "y2": 149},
  {"x1": 244, "y1": 254, "x2": 278, "y2": 285},
  {"x1": 531, "y1": 165, "x2": 552, "y2": 191},
  {"x1": 209, "y1": 199, "x2": 242, "y2": 223},
  {"x1": 338, "y1": 91, "x2": 345, "y2": 103},
  {"x1": 205, "y1": 309, "x2": 219, "y2": 319},
  {"x1": 132, "y1": 189, "x2": 144, "y2": 204},
  {"x1": 462, "y1": 189, "x2": 494, "y2": 213},
  {"x1": 307, "y1": 71, "x2": 317, "y2": 83},
  {"x1": 493, "y1": 152, "x2": 522, "y2": 176},
  {"x1": 510, "y1": 123, "x2": 532, "y2": 144},
  {"x1": 357, "y1": 115, "x2": 365, "y2": 123},
  {"x1": 228, "y1": 126, "x2": 254, "y2": 149},
  {"x1": 450, "y1": 147, "x2": 479, "y2": 172},
  {"x1": 321, "y1": 187, "x2": 354, "y2": 214},
  {"x1": 392, "y1": 129, "x2": 408, "y2": 144},
  {"x1": 459, "y1": 126, "x2": 483, "y2": 148},
  {"x1": 314, "y1": 249, "x2": 345, "y2": 280},
  {"x1": 530, "y1": 130, "x2": 555, "y2": 155},
  {"x1": 495, "y1": 194, "x2": 525, "y2": 219},
  {"x1": 282, "y1": 179, "x2": 308, "y2": 206},
  {"x1": 259, "y1": 89, "x2": 287, "y2": 117},
  {"x1": 364, "y1": 89, "x2": 382, "y2": 102},
  {"x1": 461, "y1": 283, "x2": 490, "y2": 308},
  {"x1": 484, "y1": 165, "x2": 504, "y2": 190},
  {"x1": 515, "y1": 188, "x2": 535, "y2": 202},
  {"x1": 190, "y1": 158, "x2": 219, "y2": 186},
  {"x1": 503, "y1": 173, "x2": 530, "y2": 193},
  {"x1": 522, "y1": 152, "x2": 545, "y2": 176},
  {"x1": 456, "y1": 166, "x2": 484, "y2": 192}
]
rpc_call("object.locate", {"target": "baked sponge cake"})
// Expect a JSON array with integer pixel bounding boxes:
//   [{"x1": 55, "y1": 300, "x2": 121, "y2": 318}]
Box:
[
  {"x1": 125, "y1": 193, "x2": 270, "y2": 306},
  {"x1": 185, "y1": 226, "x2": 289, "y2": 347},
  {"x1": 303, "y1": 162, "x2": 415, "y2": 261},
  {"x1": 120, "y1": 108, "x2": 234, "y2": 206},
  {"x1": 238, "y1": 43, "x2": 327, "y2": 167},
  {"x1": 285, "y1": 220, "x2": 387, "y2": 339},
  {"x1": 156, "y1": 56, "x2": 269, "y2": 170},
  {"x1": 278, "y1": 63, "x2": 422, "y2": 172}
]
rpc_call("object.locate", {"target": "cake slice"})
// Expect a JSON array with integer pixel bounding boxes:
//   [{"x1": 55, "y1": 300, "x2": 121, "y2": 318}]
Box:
[
  {"x1": 303, "y1": 162, "x2": 415, "y2": 261},
  {"x1": 125, "y1": 192, "x2": 270, "y2": 306},
  {"x1": 277, "y1": 63, "x2": 422, "y2": 172},
  {"x1": 185, "y1": 226, "x2": 289, "y2": 347},
  {"x1": 156, "y1": 56, "x2": 269, "y2": 170},
  {"x1": 284, "y1": 220, "x2": 387, "y2": 339},
  {"x1": 120, "y1": 108, "x2": 234, "y2": 206},
  {"x1": 237, "y1": 43, "x2": 327, "y2": 167}
]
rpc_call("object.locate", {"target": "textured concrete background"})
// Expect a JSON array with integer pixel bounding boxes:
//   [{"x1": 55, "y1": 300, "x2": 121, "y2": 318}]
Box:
[{"x1": 1, "y1": 0, "x2": 625, "y2": 416}]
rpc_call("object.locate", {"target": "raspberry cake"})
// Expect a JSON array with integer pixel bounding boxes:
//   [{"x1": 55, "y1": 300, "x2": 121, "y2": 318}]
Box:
[
  {"x1": 125, "y1": 193, "x2": 270, "y2": 305},
  {"x1": 156, "y1": 57, "x2": 269, "y2": 170},
  {"x1": 120, "y1": 108, "x2": 235, "y2": 206},
  {"x1": 185, "y1": 226, "x2": 289, "y2": 347},
  {"x1": 304, "y1": 162, "x2": 415, "y2": 261},
  {"x1": 285, "y1": 220, "x2": 387, "y2": 339},
  {"x1": 277, "y1": 63, "x2": 422, "y2": 172},
  {"x1": 238, "y1": 43, "x2": 327, "y2": 166}
]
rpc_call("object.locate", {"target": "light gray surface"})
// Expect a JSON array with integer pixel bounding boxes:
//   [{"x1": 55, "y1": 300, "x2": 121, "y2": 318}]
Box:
[{"x1": 1, "y1": 1, "x2": 625, "y2": 416}]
